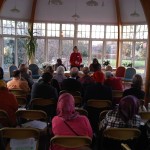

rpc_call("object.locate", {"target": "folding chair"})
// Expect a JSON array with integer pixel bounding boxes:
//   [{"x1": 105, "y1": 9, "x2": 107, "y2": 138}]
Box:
[
  {"x1": 74, "y1": 96, "x2": 83, "y2": 107},
  {"x1": 0, "y1": 127, "x2": 39, "y2": 150},
  {"x1": 75, "y1": 108, "x2": 88, "y2": 117},
  {"x1": 59, "y1": 90, "x2": 81, "y2": 96},
  {"x1": 112, "y1": 90, "x2": 123, "y2": 104},
  {"x1": 121, "y1": 143, "x2": 132, "y2": 150},
  {"x1": 9, "y1": 88, "x2": 27, "y2": 97},
  {"x1": 50, "y1": 136, "x2": 92, "y2": 149},
  {"x1": 102, "y1": 128, "x2": 141, "y2": 150}
]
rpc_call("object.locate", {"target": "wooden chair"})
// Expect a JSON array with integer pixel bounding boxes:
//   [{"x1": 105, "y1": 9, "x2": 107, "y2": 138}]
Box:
[
  {"x1": 121, "y1": 143, "x2": 132, "y2": 150},
  {"x1": 59, "y1": 90, "x2": 81, "y2": 96},
  {"x1": 75, "y1": 108, "x2": 88, "y2": 117},
  {"x1": 99, "y1": 110, "x2": 110, "y2": 121},
  {"x1": 102, "y1": 128, "x2": 141, "y2": 150},
  {"x1": 50, "y1": 136, "x2": 92, "y2": 149},
  {"x1": 0, "y1": 127, "x2": 40, "y2": 150},
  {"x1": 30, "y1": 98, "x2": 56, "y2": 119},
  {"x1": 112, "y1": 90, "x2": 123, "y2": 104},
  {"x1": 87, "y1": 100, "x2": 112, "y2": 133},
  {"x1": 9, "y1": 88, "x2": 27, "y2": 97},
  {"x1": 16, "y1": 97, "x2": 27, "y2": 108},
  {"x1": 74, "y1": 96, "x2": 83, "y2": 106},
  {"x1": 139, "y1": 112, "x2": 150, "y2": 120},
  {"x1": 87, "y1": 99, "x2": 112, "y2": 109},
  {"x1": 0, "y1": 109, "x2": 12, "y2": 127}
]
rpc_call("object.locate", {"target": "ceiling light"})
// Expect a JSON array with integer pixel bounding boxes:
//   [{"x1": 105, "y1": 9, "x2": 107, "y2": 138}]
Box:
[
  {"x1": 48, "y1": 0, "x2": 63, "y2": 5},
  {"x1": 10, "y1": 6, "x2": 20, "y2": 13},
  {"x1": 130, "y1": 0, "x2": 140, "y2": 17},
  {"x1": 86, "y1": 0, "x2": 98, "y2": 6},
  {"x1": 72, "y1": 13, "x2": 80, "y2": 21}
]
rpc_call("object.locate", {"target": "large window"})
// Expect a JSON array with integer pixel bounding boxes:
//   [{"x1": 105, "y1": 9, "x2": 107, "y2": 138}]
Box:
[
  {"x1": 16, "y1": 21, "x2": 28, "y2": 35},
  {"x1": 91, "y1": 25, "x2": 104, "y2": 39},
  {"x1": 3, "y1": 20, "x2": 15, "y2": 35},
  {"x1": 33, "y1": 23, "x2": 45, "y2": 36},
  {"x1": 77, "y1": 24, "x2": 90, "y2": 38},
  {"x1": 62, "y1": 24, "x2": 74, "y2": 38},
  {"x1": 47, "y1": 23, "x2": 60, "y2": 37},
  {"x1": 106, "y1": 25, "x2": 118, "y2": 39},
  {"x1": 122, "y1": 25, "x2": 134, "y2": 39}
]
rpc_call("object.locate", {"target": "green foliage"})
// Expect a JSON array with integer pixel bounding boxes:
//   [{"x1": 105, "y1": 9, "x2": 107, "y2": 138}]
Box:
[
  {"x1": 122, "y1": 62, "x2": 132, "y2": 67},
  {"x1": 103, "y1": 60, "x2": 110, "y2": 66},
  {"x1": 25, "y1": 28, "x2": 37, "y2": 61}
]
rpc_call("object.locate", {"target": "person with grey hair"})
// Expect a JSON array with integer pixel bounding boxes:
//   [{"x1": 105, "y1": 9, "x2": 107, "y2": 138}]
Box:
[
  {"x1": 70, "y1": 67, "x2": 80, "y2": 80},
  {"x1": 53, "y1": 66, "x2": 67, "y2": 85}
]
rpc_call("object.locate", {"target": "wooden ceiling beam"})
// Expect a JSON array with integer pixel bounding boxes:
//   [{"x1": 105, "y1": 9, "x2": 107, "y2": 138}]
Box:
[
  {"x1": 115, "y1": 0, "x2": 122, "y2": 68},
  {"x1": 29, "y1": 0, "x2": 37, "y2": 27},
  {"x1": 0, "y1": 0, "x2": 5, "y2": 12}
]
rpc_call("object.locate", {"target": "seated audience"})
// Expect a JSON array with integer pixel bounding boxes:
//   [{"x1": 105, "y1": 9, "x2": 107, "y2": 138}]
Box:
[
  {"x1": 89, "y1": 58, "x2": 100, "y2": 72},
  {"x1": 51, "y1": 93, "x2": 93, "y2": 150},
  {"x1": 54, "y1": 58, "x2": 67, "y2": 71},
  {"x1": 0, "y1": 82, "x2": 18, "y2": 127},
  {"x1": 123, "y1": 74, "x2": 145, "y2": 99},
  {"x1": 104, "y1": 71, "x2": 123, "y2": 91},
  {"x1": 31, "y1": 72, "x2": 58, "y2": 101},
  {"x1": 105, "y1": 65, "x2": 113, "y2": 72},
  {"x1": 7, "y1": 70, "x2": 30, "y2": 94},
  {"x1": 19, "y1": 64, "x2": 34, "y2": 89},
  {"x1": 92, "y1": 64, "x2": 105, "y2": 84},
  {"x1": 61, "y1": 67, "x2": 82, "y2": 93},
  {"x1": 53, "y1": 66, "x2": 67, "y2": 87},
  {"x1": 100, "y1": 95, "x2": 141, "y2": 130}
]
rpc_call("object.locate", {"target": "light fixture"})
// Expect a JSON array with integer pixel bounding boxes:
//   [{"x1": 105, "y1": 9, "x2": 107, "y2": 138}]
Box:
[
  {"x1": 48, "y1": 0, "x2": 63, "y2": 5},
  {"x1": 10, "y1": 0, "x2": 20, "y2": 13},
  {"x1": 86, "y1": 0, "x2": 98, "y2": 6},
  {"x1": 130, "y1": 0, "x2": 140, "y2": 17},
  {"x1": 72, "y1": 0, "x2": 80, "y2": 21}
]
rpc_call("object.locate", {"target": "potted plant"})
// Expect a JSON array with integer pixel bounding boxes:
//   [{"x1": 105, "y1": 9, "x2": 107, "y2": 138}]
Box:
[
  {"x1": 122, "y1": 62, "x2": 133, "y2": 68},
  {"x1": 103, "y1": 60, "x2": 110, "y2": 67},
  {"x1": 25, "y1": 25, "x2": 37, "y2": 64}
]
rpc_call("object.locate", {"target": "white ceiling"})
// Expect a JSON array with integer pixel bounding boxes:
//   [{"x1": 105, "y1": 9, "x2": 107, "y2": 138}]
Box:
[{"x1": 0, "y1": 0, "x2": 146, "y2": 24}]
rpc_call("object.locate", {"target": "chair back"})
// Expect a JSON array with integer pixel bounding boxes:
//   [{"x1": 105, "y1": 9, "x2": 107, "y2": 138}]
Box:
[
  {"x1": 124, "y1": 67, "x2": 136, "y2": 81},
  {"x1": 74, "y1": 96, "x2": 83, "y2": 106},
  {"x1": 9, "y1": 88, "x2": 26, "y2": 97},
  {"x1": 9, "y1": 65, "x2": 18, "y2": 78},
  {"x1": 139, "y1": 112, "x2": 150, "y2": 120},
  {"x1": 75, "y1": 108, "x2": 88, "y2": 117},
  {"x1": 121, "y1": 143, "x2": 132, "y2": 150},
  {"x1": 0, "y1": 127, "x2": 39, "y2": 150},
  {"x1": 59, "y1": 90, "x2": 81, "y2": 96},
  {"x1": 116, "y1": 66, "x2": 126, "y2": 78},
  {"x1": 30, "y1": 98, "x2": 56, "y2": 119},
  {"x1": 0, "y1": 109, "x2": 11, "y2": 127},
  {"x1": 50, "y1": 136, "x2": 92, "y2": 149},
  {"x1": 16, "y1": 97, "x2": 27, "y2": 108},
  {"x1": 103, "y1": 128, "x2": 141, "y2": 140},
  {"x1": 99, "y1": 110, "x2": 110, "y2": 121},
  {"x1": 87, "y1": 99, "x2": 112, "y2": 109},
  {"x1": 112, "y1": 90, "x2": 123, "y2": 104}
]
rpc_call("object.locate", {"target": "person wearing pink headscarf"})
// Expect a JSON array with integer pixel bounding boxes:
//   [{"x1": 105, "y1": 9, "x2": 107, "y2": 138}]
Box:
[
  {"x1": 100, "y1": 95, "x2": 141, "y2": 130},
  {"x1": 50, "y1": 93, "x2": 93, "y2": 150}
]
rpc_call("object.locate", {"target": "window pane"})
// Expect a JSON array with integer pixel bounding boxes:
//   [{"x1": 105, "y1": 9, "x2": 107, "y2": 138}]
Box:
[
  {"x1": 104, "y1": 41, "x2": 117, "y2": 67},
  {"x1": 3, "y1": 20, "x2": 15, "y2": 35},
  {"x1": 35, "y1": 39, "x2": 45, "y2": 67},
  {"x1": 48, "y1": 39, "x2": 59, "y2": 64},
  {"x1": 136, "y1": 25, "x2": 148, "y2": 39},
  {"x1": 77, "y1": 40, "x2": 89, "y2": 66},
  {"x1": 121, "y1": 41, "x2": 133, "y2": 65},
  {"x1": 91, "y1": 25, "x2": 104, "y2": 38},
  {"x1": 134, "y1": 41, "x2": 147, "y2": 74},
  {"x1": 47, "y1": 23, "x2": 60, "y2": 37},
  {"x1": 3, "y1": 37, "x2": 15, "y2": 70},
  {"x1": 106, "y1": 25, "x2": 118, "y2": 39},
  {"x1": 17, "y1": 38, "x2": 27, "y2": 66},
  {"x1": 122, "y1": 25, "x2": 134, "y2": 39},
  {"x1": 62, "y1": 40, "x2": 73, "y2": 70},
  {"x1": 62, "y1": 24, "x2": 74, "y2": 38},
  {"x1": 91, "y1": 41, "x2": 103, "y2": 64},
  {"x1": 16, "y1": 21, "x2": 28, "y2": 35},
  {"x1": 33, "y1": 23, "x2": 45, "y2": 36},
  {"x1": 77, "y1": 24, "x2": 90, "y2": 38}
]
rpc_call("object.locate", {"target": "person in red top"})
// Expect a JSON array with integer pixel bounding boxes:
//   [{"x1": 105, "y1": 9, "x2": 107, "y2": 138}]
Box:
[
  {"x1": 70, "y1": 46, "x2": 82, "y2": 70},
  {"x1": 0, "y1": 81, "x2": 18, "y2": 127}
]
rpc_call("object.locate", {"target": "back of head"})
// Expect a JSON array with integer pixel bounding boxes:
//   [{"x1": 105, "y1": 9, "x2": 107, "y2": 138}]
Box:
[
  {"x1": 132, "y1": 74, "x2": 143, "y2": 89},
  {"x1": 12, "y1": 70, "x2": 20, "y2": 78},
  {"x1": 93, "y1": 63, "x2": 101, "y2": 72},
  {"x1": 92, "y1": 58, "x2": 99, "y2": 64},
  {"x1": 19, "y1": 64, "x2": 27, "y2": 73},
  {"x1": 0, "y1": 80, "x2": 6, "y2": 90},
  {"x1": 56, "y1": 66, "x2": 65, "y2": 74},
  {"x1": 44, "y1": 65, "x2": 54, "y2": 74},
  {"x1": 83, "y1": 67, "x2": 90, "y2": 75},
  {"x1": 42, "y1": 72, "x2": 53, "y2": 83},
  {"x1": 70, "y1": 67, "x2": 79, "y2": 77},
  {"x1": 0, "y1": 67, "x2": 4, "y2": 79},
  {"x1": 57, "y1": 93, "x2": 78, "y2": 120},
  {"x1": 57, "y1": 58, "x2": 62, "y2": 65},
  {"x1": 119, "y1": 95, "x2": 139, "y2": 122},
  {"x1": 105, "y1": 71, "x2": 113, "y2": 79}
]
